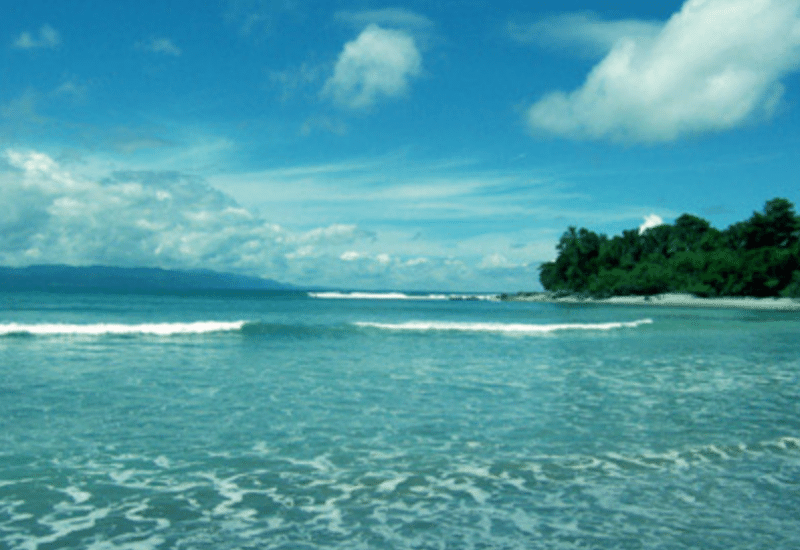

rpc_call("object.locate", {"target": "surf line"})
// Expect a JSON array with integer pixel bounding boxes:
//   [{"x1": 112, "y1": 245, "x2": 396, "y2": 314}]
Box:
[
  {"x1": 0, "y1": 321, "x2": 247, "y2": 336},
  {"x1": 353, "y1": 319, "x2": 654, "y2": 333},
  {"x1": 308, "y1": 291, "x2": 498, "y2": 301}
]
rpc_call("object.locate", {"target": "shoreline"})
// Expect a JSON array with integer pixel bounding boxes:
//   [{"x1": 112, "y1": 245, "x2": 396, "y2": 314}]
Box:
[{"x1": 499, "y1": 292, "x2": 800, "y2": 310}]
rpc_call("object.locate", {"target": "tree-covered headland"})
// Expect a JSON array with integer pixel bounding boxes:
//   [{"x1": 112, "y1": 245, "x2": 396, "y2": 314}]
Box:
[{"x1": 539, "y1": 198, "x2": 800, "y2": 298}]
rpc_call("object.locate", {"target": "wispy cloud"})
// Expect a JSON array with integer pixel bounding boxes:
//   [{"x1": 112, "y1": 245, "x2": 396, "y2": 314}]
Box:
[
  {"x1": 2, "y1": 148, "x2": 560, "y2": 290},
  {"x1": 526, "y1": 0, "x2": 800, "y2": 142},
  {"x1": 0, "y1": 90, "x2": 44, "y2": 122},
  {"x1": 270, "y1": 62, "x2": 327, "y2": 103},
  {"x1": 111, "y1": 137, "x2": 175, "y2": 155},
  {"x1": 225, "y1": 0, "x2": 297, "y2": 37},
  {"x1": 209, "y1": 153, "x2": 610, "y2": 227},
  {"x1": 508, "y1": 11, "x2": 659, "y2": 58},
  {"x1": 137, "y1": 38, "x2": 182, "y2": 56},
  {"x1": 2, "y1": 143, "x2": 684, "y2": 291},
  {"x1": 334, "y1": 8, "x2": 434, "y2": 33},
  {"x1": 53, "y1": 80, "x2": 88, "y2": 100},
  {"x1": 299, "y1": 115, "x2": 348, "y2": 136},
  {"x1": 322, "y1": 24, "x2": 423, "y2": 110},
  {"x1": 13, "y1": 24, "x2": 61, "y2": 50}
]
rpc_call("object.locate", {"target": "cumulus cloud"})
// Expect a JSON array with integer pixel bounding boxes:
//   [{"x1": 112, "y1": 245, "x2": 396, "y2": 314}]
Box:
[
  {"x1": 1, "y1": 148, "x2": 573, "y2": 291},
  {"x1": 527, "y1": 0, "x2": 800, "y2": 142},
  {"x1": 0, "y1": 149, "x2": 286, "y2": 275},
  {"x1": 13, "y1": 24, "x2": 61, "y2": 49},
  {"x1": 322, "y1": 24, "x2": 422, "y2": 109},
  {"x1": 137, "y1": 38, "x2": 182, "y2": 56},
  {"x1": 638, "y1": 214, "x2": 664, "y2": 234},
  {"x1": 1, "y1": 149, "x2": 512, "y2": 290}
]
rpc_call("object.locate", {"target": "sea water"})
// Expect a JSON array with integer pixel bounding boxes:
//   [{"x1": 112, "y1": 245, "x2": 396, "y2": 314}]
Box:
[{"x1": 1, "y1": 289, "x2": 799, "y2": 549}]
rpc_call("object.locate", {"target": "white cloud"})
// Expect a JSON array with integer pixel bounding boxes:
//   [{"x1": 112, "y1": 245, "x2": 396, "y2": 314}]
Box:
[
  {"x1": 479, "y1": 253, "x2": 523, "y2": 270},
  {"x1": 138, "y1": 38, "x2": 182, "y2": 56},
  {"x1": 298, "y1": 224, "x2": 375, "y2": 245},
  {"x1": 404, "y1": 257, "x2": 428, "y2": 267},
  {"x1": 638, "y1": 213, "x2": 664, "y2": 234},
  {"x1": 508, "y1": 12, "x2": 660, "y2": 57},
  {"x1": 13, "y1": 24, "x2": 61, "y2": 50},
  {"x1": 340, "y1": 250, "x2": 364, "y2": 261},
  {"x1": 4, "y1": 149, "x2": 543, "y2": 290},
  {"x1": 3, "y1": 148, "x2": 661, "y2": 291},
  {"x1": 322, "y1": 24, "x2": 422, "y2": 109},
  {"x1": 334, "y1": 8, "x2": 433, "y2": 32},
  {"x1": 1, "y1": 149, "x2": 286, "y2": 275},
  {"x1": 527, "y1": 0, "x2": 800, "y2": 142}
]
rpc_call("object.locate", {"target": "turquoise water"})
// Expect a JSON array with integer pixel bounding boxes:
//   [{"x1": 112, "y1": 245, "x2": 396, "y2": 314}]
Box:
[{"x1": 1, "y1": 290, "x2": 799, "y2": 549}]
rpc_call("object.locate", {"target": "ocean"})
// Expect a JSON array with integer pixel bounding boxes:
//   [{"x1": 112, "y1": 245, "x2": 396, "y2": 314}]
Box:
[{"x1": 1, "y1": 289, "x2": 799, "y2": 549}]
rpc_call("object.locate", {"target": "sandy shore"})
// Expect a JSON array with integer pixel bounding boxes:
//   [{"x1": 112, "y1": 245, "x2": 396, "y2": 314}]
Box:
[{"x1": 500, "y1": 292, "x2": 800, "y2": 310}]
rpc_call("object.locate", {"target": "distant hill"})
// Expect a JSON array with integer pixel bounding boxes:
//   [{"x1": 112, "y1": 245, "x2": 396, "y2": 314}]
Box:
[{"x1": 0, "y1": 265, "x2": 293, "y2": 292}]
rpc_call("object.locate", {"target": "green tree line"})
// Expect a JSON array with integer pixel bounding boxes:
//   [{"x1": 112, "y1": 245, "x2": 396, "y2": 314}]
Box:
[{"x1": 539, "y1": 198, "x2": 800, "y2": 298}]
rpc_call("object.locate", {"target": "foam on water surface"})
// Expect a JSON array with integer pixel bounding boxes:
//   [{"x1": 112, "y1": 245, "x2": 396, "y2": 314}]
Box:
[
  {"x1": 309, "y1": 291, "x2": 498, "y2": 301},
  {"x1": 354, "y1": 318, "x2": 653, "y2": 334},
  {"x1": 310, "y1": 291, "x2": 449, "y2": 300},
  {"x1": 0, "y1": 320, "x2": 247, "y2": 336},
  {"x1": 4, "y1": 433, "x2": 799, "y2": 550},
  {"x1": 2, "y1": 290, "x2": 799, "y2": 549}
]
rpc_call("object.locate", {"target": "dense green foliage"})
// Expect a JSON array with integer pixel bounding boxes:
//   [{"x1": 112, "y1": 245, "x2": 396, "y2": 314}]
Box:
[{"x1": 539, "y1": 198, "x2": 800, "y2": 298}]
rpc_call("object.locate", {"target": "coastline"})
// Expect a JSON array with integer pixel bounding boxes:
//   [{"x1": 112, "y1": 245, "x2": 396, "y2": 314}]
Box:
[{"x1": 499, "y1": 292, "x2": 800, "y2": 310}]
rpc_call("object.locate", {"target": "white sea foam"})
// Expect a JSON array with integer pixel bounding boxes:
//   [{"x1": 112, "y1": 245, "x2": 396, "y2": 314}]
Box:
[
  {"x1": 123, "y1": 501, "x2": 171, "y2": 531},
  {"x1": 353, "y1": 319, "x2": 653, "y2": 334},
  {"x1": 27, "y1": 506, "x2": 112, "y2": 549},
  {"x1": 309, "y1": 291, "x2": 449, "y2": 300},
  {"x1": 0, "y1": 321, "x2": 247, "y2": 336},
  {"x1": 62, "y1": 486, "x2": 92, "y2": 504},
  {"x1": 85, "y1": 534, "x2": 166, "y2": 550},
  {"x1": 376, "y1": 475, "x2": 409, "y2": 493},
  {"x1": 309, "y1": 291, "x2": 498, "y2": 301}
]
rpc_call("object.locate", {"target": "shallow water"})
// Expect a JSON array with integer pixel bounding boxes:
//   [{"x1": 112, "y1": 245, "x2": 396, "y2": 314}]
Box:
[{"x1": 1, "y1": 290, "x2": 799, "y2": 549}]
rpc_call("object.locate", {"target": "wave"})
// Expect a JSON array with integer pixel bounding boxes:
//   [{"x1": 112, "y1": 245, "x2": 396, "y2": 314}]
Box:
[
  {"x1": 0, "y1": 321, "x2": 247, "y2": 337},
  {"x1": 0, "y1": 318, "x2": 653, "y2": 338},
  {"x1": 353, "y1": 318, "x2": 653, "y2": 334},
  {"x1": 309, "y1": 291, "x2": 498, "y2": 301}
]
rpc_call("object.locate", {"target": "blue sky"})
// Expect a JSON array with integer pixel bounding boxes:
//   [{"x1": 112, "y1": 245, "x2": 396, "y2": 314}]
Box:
[{"x1": 2, "y1": 0, "x2": 800, "y2": 291}]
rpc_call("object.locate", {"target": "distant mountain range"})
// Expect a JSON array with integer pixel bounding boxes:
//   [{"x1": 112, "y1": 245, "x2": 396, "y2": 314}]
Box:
[{"x1": 0, "y1": 265, "x2": 293, "y2": 292}]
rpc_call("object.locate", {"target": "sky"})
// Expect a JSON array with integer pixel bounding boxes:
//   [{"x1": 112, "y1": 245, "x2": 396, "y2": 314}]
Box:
[{"x1": 2, "y1": 0, "x2": 800, "y2": 291}]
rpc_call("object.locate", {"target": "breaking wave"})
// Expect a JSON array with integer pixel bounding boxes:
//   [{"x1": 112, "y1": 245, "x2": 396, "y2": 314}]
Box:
[
  {"x1": 353, "y1": 319, "x2": 653, "y2": 334},
  {"x1": 309, "y1": 291, "x2": 498, "y2": 301},
  {"x1": 0, "y1": 321, "x2": 247, "y2": 337},
  {"x1": 0, "y1": 321, "x2": 352, "y2": 339},
  {"x1": 0, "y1": 318, "x2": 653, "y2": 339}
]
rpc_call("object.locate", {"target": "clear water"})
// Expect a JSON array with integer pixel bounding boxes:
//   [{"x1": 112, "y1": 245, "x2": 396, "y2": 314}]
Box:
[{"x1": 1, "y1": 290, "x2": 799, "y2": 549}]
